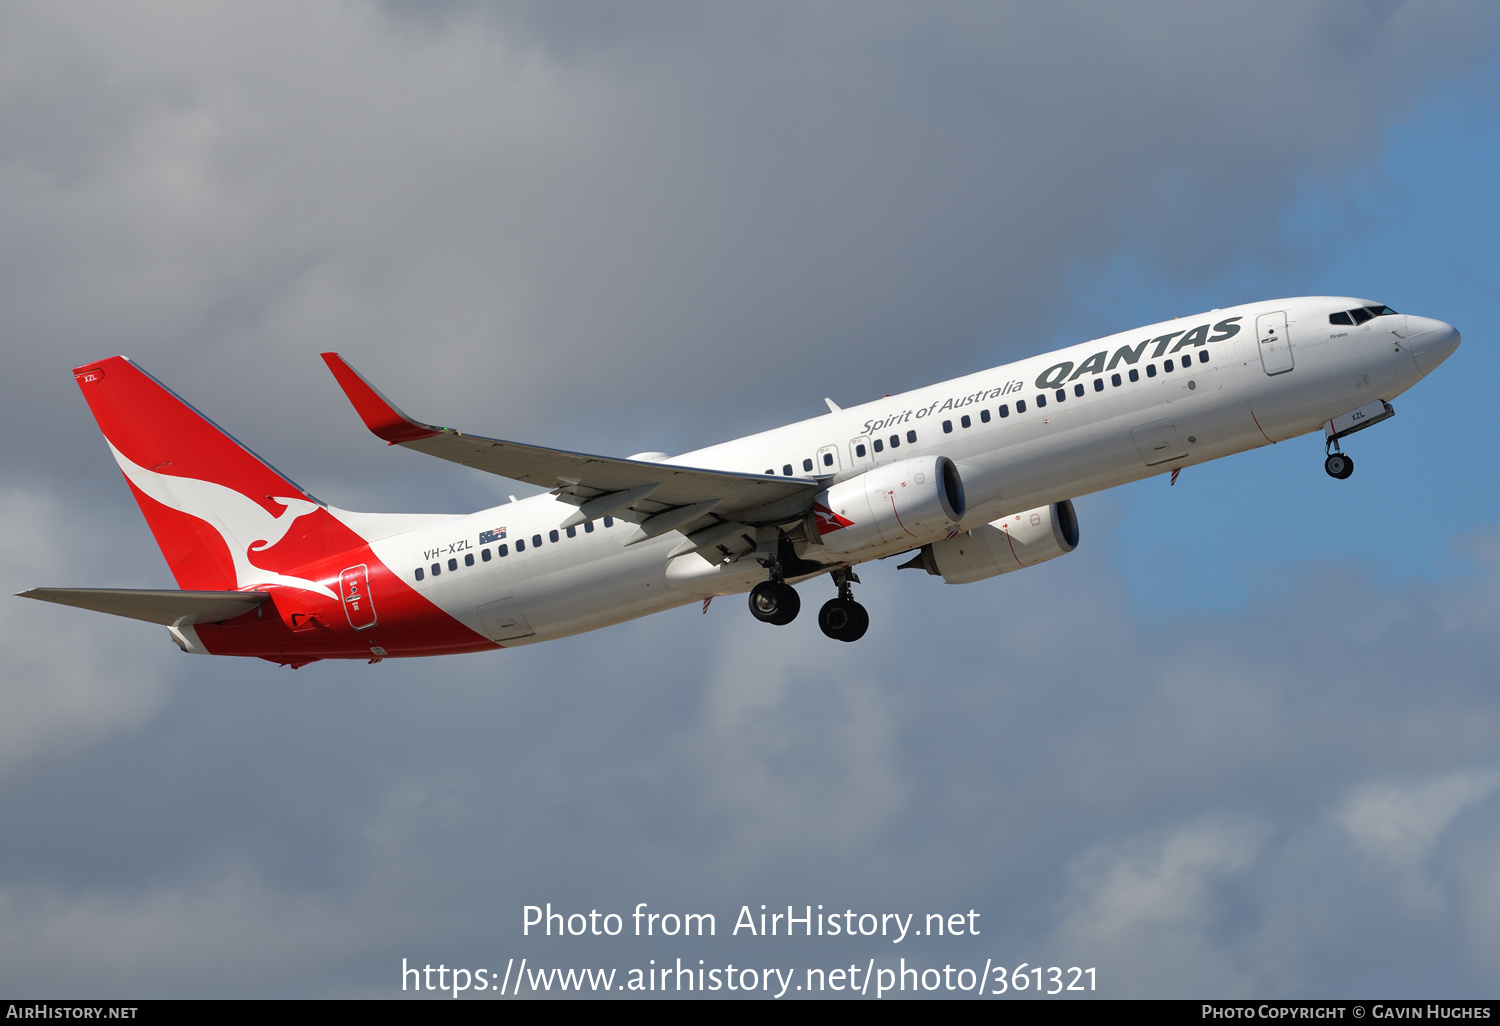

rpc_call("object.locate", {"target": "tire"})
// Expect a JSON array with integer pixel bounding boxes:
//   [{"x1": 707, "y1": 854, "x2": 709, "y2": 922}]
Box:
[
  {"x1": 1325, "y1": 453, "x2": 1354, "y2": 480},
  {"x1": 818, "y1": 598, "x2": 869, "y2": 642},
  {"x1": 749, "y1": 581, "x2": 800, "y2": 625},
  {"x1": 818, "y1": 598, "x2": 852, "y2": 638}
]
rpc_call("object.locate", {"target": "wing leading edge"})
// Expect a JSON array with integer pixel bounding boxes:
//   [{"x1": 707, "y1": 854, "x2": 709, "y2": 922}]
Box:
[{"x1": 320, "y1": 354, "x2": 821, "y2": 533}]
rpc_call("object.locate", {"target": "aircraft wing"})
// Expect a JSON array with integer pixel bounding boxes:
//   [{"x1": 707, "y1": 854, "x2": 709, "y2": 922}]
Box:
[
  {"x1": 19, "y1": 588, "x2": 269, "y2": 626},
  {"x1": 321, "y1": 354, "x2": 821, "y2": 529}
]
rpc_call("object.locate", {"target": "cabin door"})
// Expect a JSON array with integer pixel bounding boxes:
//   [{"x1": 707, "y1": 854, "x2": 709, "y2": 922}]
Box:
[{"x1": 1257, "y1": 311, "x2": 1294, "y2": 375}]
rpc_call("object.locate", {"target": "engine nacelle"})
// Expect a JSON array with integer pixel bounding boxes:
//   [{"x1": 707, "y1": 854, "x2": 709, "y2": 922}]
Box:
[
  {"x1": 813, "y1": 457, "x2": 966, "y2": 553},
  {"x1": 903, "y1": 500, "x2": 1079, "y2": 584}
]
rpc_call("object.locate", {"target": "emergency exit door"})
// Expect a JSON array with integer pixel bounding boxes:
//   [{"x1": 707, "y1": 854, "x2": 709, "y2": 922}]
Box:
[{"x1": 339, "y1": 564, "x2": 377, "y2": 630}]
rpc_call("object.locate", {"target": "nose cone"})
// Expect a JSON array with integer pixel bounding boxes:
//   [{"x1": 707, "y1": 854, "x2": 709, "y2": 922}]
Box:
[{"x1": 1404, "y1": 316, "x2": 1461, "y2": 374}]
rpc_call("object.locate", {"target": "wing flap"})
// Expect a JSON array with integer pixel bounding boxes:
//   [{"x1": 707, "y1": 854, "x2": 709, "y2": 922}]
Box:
[
  {"x1": 19, "y1": 588, "x2": 269, "y2": 626},
  {"x1": 320, "y1": 353, "x2": 820, "y2": 525}
]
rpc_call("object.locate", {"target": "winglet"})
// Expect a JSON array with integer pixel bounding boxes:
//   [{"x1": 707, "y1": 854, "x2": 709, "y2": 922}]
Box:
[{"x1": 320, "y1": 353, "x2": 445, "y2": 444}]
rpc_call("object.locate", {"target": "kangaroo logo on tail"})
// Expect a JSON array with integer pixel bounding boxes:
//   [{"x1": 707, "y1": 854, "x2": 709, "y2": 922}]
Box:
[{"x1": 107, "y1": 442, "x2": 337, "y2": 599}]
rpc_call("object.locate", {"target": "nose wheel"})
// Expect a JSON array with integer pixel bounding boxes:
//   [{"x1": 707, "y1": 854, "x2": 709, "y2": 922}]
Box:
[
  {"x1": 1324, "y1": 452, "x2": 1354, "y2": 480},
  {"x1": 818, "y1": 568, "x2": 869, "y2": 642},
  {"x1": 1323, "y1": 432, "x2": 1355, "y2": 480}
]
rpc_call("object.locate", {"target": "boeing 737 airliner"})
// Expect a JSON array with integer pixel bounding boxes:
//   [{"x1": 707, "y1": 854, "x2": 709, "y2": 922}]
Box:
[{"x1": 22, "y1": 297, "x2": 1459, "y2": 665}]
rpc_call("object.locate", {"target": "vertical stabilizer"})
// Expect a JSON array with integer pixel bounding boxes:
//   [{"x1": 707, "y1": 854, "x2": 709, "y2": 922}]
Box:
[{"x1": 73, "y1": 358, "x2": 362, "y2": 592}]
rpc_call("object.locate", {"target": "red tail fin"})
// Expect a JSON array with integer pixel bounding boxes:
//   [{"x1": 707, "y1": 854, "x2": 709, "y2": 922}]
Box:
[{"x1": 73, "y1": 357, "x2": 361, "y2": 591}]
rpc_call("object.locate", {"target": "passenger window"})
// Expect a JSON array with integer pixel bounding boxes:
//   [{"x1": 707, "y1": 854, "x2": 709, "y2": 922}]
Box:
[
  {"x1": 448, "y1": 558, "x2": 458, "y2": 571},
  {"x1": 782, "y1": 464, "x2": 792, "y2": 476},
  {"x1": 889, "y1": 435, "x2": 900, "y2": 448},
  {"x1": 482, "y1": 548, "x2": 491, "y2": 561},
  {"x1": 1015, "y1": 400, "x2": 1026, "y2": 413},
  {"x1": 961, "y1": 415, "x2": 971, "y2": 428},
  {"x1": 1056, "y1": 389, "x2": 1066, "y2": 402},
  {"x1": 802, "y1": 458, "x2": 814, "y2": 472},
  {"x1": 499, "y1": 544, "x2": 509, "y2": 556},
  {"x1": 1093, "y1": 378, "x2": 1103, "y2": 392},
  {"x1": 1036, "y1": 394, "x2": 1046, "y2": 408},
  {"x1": 873, "y1": 438, "x2": 884, "y2": 452},
  {"x1": 603, "y1": 516, "x2": 614, "y2": 528},
  {"x1": 1129, "y1": 369, "x2": 1140, "y2": 382},
  {"x1": 464, "y1": 553, "x2": 474, "y2": 566},
  {"x1": 980, "y1": 409, "x2": 991, "y2": 422},
  {"x1": 1329, "y1": 311, "x2": 1353, "y2": 325},
  {"x1": 583, "y1": 521, "x2": 594, "y2": 533},
  {"x1": 1198, "y1": 349, "x2": 1209, "y2": 362},
  {"x1": 1076, "y1": 383, "x2": 1086, "y2": 397},
  {"x1": 942, "y1": 420, "x2": 953, "y2": 434},
  {"x1": 1181, "y1": 352, "x2": 1192, "y2": 366},
  {"x1": 1111, "y1": 373, "x2": 1122, "y2": 386},
  {"x1": 1164, "y1": 359, "x2": 1174, "y2": 372},
  {"x1": 1146, "y1": 364, "x2": 1157, "y2": 378},
  {"x1": 431, "y1": 563, "x2": 441, "y2": 576},
  {"x1": 415, "y1": 567, "x2": 424, "y2": 581},
  {"x1": 515, "y1": 539, "x2": 525, "y2": 552},
  {"x1": 1349, "y1": 307, "x2": 1373, "y2": 325},
  {"x1": 566, "y1": 526, "x2": 577, "y2": 538},
  {"x1": 764, "y1": 469, "x2": 774, "y2": 475},
  {"x1": 549, "y1": 529, "x2": 559, "y2": 543},
  {"x1": 906, "y1": 430, "x2": 916, "y2": 443},
  {"x1": 822, "y1": 452, "x2": 833, "y2": 466},
  {"x1": 532, "y1": 534, "x2": 543, "y2": 547},
  {"x1": 855, "y1": 443, "x2": 867, "y2": 457}
]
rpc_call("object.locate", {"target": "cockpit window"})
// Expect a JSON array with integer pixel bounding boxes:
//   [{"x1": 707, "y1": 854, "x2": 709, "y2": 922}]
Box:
[{"x1": 1332, "y1": 304, "x2": 1397, "y2": 326}]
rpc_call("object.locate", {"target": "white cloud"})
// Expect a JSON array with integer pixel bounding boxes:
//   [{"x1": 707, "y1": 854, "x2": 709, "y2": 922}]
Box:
[
  {"x1": 1049, "y1": 818, "x2": 1267, "y2": 995},
  {"x1": 1341, "y1": 771, "x2": 1498, "y2": 868}
]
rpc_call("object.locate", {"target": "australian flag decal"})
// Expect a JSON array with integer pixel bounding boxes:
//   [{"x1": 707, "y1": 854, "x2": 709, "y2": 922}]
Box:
[{"x1": 479, "y1": 527, "x2": 507, "y2": 544}]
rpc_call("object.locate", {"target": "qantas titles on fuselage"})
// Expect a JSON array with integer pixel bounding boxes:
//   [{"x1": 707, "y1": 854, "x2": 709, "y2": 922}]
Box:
[{"x1": 22, "y1": 296, "x2": 1459, "y2": 665}]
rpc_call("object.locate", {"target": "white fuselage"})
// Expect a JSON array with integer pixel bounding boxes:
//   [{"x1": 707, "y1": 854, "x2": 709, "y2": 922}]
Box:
[{"x1": 371, "y1": 296, "x2": 1457, "y2": 645}]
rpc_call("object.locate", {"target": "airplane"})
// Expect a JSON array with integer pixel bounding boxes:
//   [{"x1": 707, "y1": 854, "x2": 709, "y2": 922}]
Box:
[{"x1": 20, "y1": 297, "x2": 1459, "y2": 666}]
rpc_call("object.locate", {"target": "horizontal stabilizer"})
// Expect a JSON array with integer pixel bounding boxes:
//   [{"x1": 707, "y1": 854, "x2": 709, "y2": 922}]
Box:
[{"x1": 18, "y1": 588, "x2": 269, "y2": 626}]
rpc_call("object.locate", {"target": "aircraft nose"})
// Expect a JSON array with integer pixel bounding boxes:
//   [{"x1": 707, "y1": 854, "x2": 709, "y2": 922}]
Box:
[{"x1": 1403, "y1": 315, "x2": 1461, "y2": 374}]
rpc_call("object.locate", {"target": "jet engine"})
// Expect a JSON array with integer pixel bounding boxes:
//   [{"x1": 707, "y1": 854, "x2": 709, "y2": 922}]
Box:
[
  {"x1": 900, "y1": 500, "x2": 1079, "y2": 584},
  {"x1": 814, "y1": 456, "x2": 966, "y2": 554}
]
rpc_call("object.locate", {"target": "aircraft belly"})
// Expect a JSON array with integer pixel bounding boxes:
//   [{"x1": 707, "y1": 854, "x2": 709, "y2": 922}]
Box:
[{"x1": 490, "y1": 535, "x2": 693, "y2": 642}]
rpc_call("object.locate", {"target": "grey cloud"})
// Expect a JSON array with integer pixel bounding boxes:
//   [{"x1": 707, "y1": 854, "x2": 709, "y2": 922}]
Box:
[{"x1": 2, "y1": 1, "x2": 1499, "y2": 999}]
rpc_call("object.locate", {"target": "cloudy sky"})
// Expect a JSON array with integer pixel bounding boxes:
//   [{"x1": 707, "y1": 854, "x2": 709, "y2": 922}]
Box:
[{"x1": 2, "y1": 1, "x2": 1499, "y2": 999}]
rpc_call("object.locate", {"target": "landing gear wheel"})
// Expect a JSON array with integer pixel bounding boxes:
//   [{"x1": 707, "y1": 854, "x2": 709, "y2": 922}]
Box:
[
  {"x1": 818, "y1": 598, "x2": 869, "y2": 642},
  {"x1": 1324, "y1": 452, "x2": 1354, "y2": 480},
  {"x1": 749, "y1": 581, "x2": 801, "y2": 625}
]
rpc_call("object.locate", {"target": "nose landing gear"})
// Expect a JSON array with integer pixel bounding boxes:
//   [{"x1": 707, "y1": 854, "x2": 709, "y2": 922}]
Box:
[
  {"x1": 1324, "y1": 434, "x2": 1354, "y2": 480},
  {"x1": 818, "y1": 568, "x2": 869, "y2": 643}
]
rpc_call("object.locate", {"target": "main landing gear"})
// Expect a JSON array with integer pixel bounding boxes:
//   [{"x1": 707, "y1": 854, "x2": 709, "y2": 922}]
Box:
[
  {"x1": 817, "y1": 568, "x2": 868, "y2": 643},
  {"x1": 747, "y1": 561, "x2": 868, "y2": 642},
  {"x1": 748, "y1": 547, "x2": 801, "y2": 625}
]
